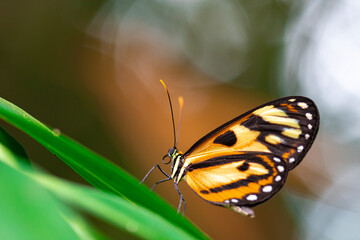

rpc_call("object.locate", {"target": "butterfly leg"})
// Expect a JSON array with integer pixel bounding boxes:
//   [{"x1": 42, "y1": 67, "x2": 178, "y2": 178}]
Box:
[
  {"x1": 174, "y1": 182, "x2": 186, "y2": 216},
  {"x1": 141, "y1": 164, "x2": 170, "y2": 183},
  {"x1": 151, "y1": 177, "x2": 172, "y2": 190}
]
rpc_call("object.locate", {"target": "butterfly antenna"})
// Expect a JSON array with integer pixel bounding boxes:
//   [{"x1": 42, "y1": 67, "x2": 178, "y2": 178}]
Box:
[
  {"x1": 175, "y1": 96, "x2": 184, "y2": 147},
  {"x1": 160, "y1": 80, "x2": 177, "y2": 147}
]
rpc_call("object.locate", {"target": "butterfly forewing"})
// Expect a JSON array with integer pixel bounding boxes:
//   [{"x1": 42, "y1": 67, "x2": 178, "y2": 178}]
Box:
[
  {"x1": 240, "y1": 96, "x2": 319, "y2": 169},
  {"x1": 183, "y1": 96, "x2": 319, "y2": 170},
  {"x1": 185, "y1": 153, "x2": 288, "y2": 207}
]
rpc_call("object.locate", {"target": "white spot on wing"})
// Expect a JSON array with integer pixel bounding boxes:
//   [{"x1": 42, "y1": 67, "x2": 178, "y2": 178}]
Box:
[
  {"x1": 273, "y1": 157, "x2": 281, "y2": 162},
  {"x1": 305, "y1": 134, "x2": 310, "y2": 139},
  {"x1": 277, "y1": 165, "x2": 285, "y2": 172},
  {"x1": 289, "y1": 157, "x2": 295, "y2": 163},
  {"x1": 298, "y1": 102, "x2": 309, "y2": 109},
  {"x1": 275, "y1": 175, "x2": 282, "y2": 182},
  {"x1": 306, "y1": 113, "x2": 313, "y2": 120},
  {"x1": 308, "y1": 124, "x2": 313, "y2": 130},
  {"x1": 297, "y1": 145, "x2": 304, "y2": 152},
  {"x1": 262, "y1": 185, "x2": 273, "y2": 193},
  {"x1": 246, "y1": 195, "x2": 258, "y2": 201},
  {"x1": 231, "y1": 199, "x2": 239, "y2": 203},
  {"x1": 224, "y1": 200, "x2": 230, "y2": 204},
  {"x1": 289, "y1": 99, "x2": 296, "y2": 102}
]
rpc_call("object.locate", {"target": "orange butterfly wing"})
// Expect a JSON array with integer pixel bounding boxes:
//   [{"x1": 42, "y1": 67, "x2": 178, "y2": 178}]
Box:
[
  {"x1": 185, "y1": 152, "x2": 287, "y2": 207},
  {"x1": 181, "y1": 96, "x2": 319, "y2": 208}
]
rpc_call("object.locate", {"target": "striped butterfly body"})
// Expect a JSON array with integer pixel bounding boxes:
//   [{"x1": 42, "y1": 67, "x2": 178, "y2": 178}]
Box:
[{"x1": 142, "y1": 92, "x2": 319, "y2": 217}]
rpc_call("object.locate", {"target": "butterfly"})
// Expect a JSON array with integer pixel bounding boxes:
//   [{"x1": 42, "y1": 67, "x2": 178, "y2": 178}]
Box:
[{"x1": 141, "y1": 80, "x2": 319, "y2": 217}]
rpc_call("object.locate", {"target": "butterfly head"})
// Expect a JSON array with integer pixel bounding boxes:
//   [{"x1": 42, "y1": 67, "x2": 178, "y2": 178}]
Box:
[{"x1": 163, "y1": 147, "x2": 179, "y2": 164}]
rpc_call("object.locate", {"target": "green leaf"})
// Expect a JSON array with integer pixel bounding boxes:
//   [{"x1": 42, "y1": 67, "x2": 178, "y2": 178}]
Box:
[
  {"x1": 0, "y1": 125, "x2": 109, "y2": 240},
  {"x1": 0, "y1": 161, "x2": 80, "y2": 240},
  {"x1": 59, "y1": 205, "x2": 110, "y2": 240},
  {"x1": 0, "y1": 97, "x2": 208, "y2": 240},
  {"x1": 0, "y1": 126, "x2": 199, "y2": 240},
  {"x1": 0, "y1": 126, "x2": 30, "y2": 169},
  {"x1": 34, "y1": 172, "x2": 197, "y2": 240}
]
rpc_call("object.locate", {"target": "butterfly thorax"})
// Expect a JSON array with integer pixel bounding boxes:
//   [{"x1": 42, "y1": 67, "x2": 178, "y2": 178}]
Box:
[{"x1": 167, "y1": 147, "x2": 185, "y2": 183}]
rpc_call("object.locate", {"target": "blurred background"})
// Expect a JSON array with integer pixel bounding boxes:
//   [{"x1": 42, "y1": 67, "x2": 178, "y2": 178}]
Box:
[{"x1": 1, "y1": 0, "x2": 360, "y2": 239}]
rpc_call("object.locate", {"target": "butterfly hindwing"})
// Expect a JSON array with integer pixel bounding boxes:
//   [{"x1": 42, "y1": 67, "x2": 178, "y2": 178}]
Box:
[{"x1": 184, "y1": 152, "x2": 288, "y2": 207}]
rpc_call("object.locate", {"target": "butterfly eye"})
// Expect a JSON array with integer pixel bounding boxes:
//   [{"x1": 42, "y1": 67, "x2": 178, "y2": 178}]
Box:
[
  {"x1": 162, "y1": 154, "x2": 171, "y2": 164},
  {"x1": 168, "y1": 147, "x2": 176, "y2": 156}
]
